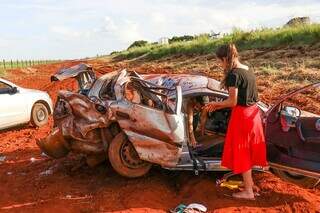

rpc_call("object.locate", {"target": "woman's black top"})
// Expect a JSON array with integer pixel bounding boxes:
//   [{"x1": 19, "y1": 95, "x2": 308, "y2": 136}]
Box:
[{"x1": 225, "y1": 68, "x2": 258, "y2": 106}]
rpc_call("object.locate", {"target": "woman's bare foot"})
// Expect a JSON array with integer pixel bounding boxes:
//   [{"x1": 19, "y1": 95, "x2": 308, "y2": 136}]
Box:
[
  {"x1": 239, "y1": 184, "x2": 260, "y2": 193},
  {"x1": 232, "y1": 190, "x2": 255, "y2": 200}
]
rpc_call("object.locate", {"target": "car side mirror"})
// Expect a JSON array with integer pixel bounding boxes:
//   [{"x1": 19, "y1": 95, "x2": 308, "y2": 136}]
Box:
[
  {"x1": 9, "y1": 87, "x2": 18, "y2": 94},
  {"x1": 282, "y1": 106, "x2": 301, "y2": 117}
]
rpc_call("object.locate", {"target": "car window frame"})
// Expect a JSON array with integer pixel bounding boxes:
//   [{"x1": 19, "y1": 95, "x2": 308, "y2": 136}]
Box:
[
  {"x1": 124, "y1": 78, "x2": 177, "y2": 114},
  {"x1": 0, "y1": 81, "x2": 13, "y2": 94}
]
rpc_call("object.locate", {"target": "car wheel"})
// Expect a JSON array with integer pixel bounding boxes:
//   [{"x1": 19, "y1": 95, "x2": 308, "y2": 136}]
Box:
[
  {"x1": 273, "y1": 169, "x2": 320, "y2": 188},
  {"x1": 108, "y1": 132, "x2": 152, "y2": 178},
  {"x1": 31, "y1": 103, "x2": 49, "y2": 127}
]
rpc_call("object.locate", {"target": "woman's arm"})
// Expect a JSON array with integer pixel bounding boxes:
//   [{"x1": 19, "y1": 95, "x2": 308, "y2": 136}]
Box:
[{"x1": 203, "y1": 87, "x2": 238, "y2": 112}]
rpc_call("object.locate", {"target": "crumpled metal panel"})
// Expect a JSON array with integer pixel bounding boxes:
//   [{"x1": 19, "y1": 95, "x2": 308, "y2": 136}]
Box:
[
  {"x1": 54, "y1": 90, "x2": 110, "y2": 143},
  {"x1": 37, "y1": 127, "x2": 70, "y2": 159},
  {"x1": 51, "y1": 63, "x2": 95, "y2": 82},
  {"x1": 125, "y1": 131, "x2": 182, "y2": 167},
  {"x1": 110, "y1": 96, "x2": 185, "y2": 167}
]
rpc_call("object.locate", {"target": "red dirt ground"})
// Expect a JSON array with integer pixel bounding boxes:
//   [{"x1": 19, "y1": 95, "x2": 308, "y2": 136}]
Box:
[{"x1": 0, "y1": 60, "x2": 319, "y2": 212}]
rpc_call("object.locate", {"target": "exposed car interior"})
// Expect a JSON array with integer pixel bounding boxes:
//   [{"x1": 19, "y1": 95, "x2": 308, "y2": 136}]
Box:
[
  {"x1": 267, "y1": 100, "x2": 320, "y2": 164},
  {"x1": 0, "y1": 81, "x2": 15, "y2": 94},
  {"x1": 77, "y1": 71, "x2": 96, "y2": 95},
  {"x1": 121, "y1": 77, "x2": 177, "y2": 113},
  {"x1": 123, "y1": 81, "x2": 157, "y2": 107},
  {"x1": 277, "y1": 102, "x2": 320, "y2": 145},
  {"x1": 99, "y1": 72, "x2": 121, "y2": 100},
  {"x1": 279, "y1": 104, "x2": 320, "y2": 145},
  {"x1": 184, "y1": 95, "x2": 231, "y2": 158}
]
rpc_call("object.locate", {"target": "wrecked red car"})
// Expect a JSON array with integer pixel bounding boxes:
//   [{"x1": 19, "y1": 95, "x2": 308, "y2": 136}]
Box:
[{"x1": 38, "y1": 63, "x2": 320, "y2": 187}]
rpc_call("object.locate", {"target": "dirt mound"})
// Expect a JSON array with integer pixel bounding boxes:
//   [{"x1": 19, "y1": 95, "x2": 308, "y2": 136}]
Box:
[{"x1": 0, "y1": 56, "x2": 319, "y2": 212}]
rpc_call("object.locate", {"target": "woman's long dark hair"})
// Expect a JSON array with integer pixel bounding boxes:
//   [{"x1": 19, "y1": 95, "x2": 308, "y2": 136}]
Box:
[{"x1": 215, "y1": 44, "x2": 239, "y2": 89}]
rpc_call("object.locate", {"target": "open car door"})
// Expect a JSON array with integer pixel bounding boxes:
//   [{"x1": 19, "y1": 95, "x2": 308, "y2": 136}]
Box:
[
  {"x1": 265, "y1": 82, "x2": 320, "y2": 185},
  {"x1": 110, "y1": 70, "x2": 185, "y2": 167}
]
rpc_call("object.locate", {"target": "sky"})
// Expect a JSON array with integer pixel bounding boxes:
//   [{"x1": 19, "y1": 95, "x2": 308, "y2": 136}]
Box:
[{"x1": 0, "y1": 0, "x2": 319, "y2": 60}]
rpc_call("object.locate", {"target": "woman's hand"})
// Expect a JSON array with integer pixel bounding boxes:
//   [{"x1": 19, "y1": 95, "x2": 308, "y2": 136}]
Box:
[
  {"x1": 203, "y1": 102, "x2": 219, "y2": 112},
  {"x1": 202, "y1": 87, "x2": 238, "y2": 112}
]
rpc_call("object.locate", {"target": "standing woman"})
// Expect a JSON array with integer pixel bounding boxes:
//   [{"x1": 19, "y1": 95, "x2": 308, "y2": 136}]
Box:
[{"x1": 203, "y1": 44, "x2": 267, "y2": 200}]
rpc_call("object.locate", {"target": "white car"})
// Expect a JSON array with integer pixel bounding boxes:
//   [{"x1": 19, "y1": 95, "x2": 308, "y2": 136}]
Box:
[{"x1": 0, "y1": 78, "x2": 53, "y2": 130}]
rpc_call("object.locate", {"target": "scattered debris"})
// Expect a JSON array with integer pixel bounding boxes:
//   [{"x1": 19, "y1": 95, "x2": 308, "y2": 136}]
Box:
[
  {"x1": 39, "y1": 167, "x2": 54, "y2": 176},
  {"x1": 40, "y1": 169, "x2": 53, "y2": 176},
  {"x1": 41, "y1": 152, "x2": 49, "y2": 158},
  {"x1": 219, "y1": 180, "x2": 243, "y2": 190},
  {"x1": 0, "y1": 156, "x2": 6, "y2": 162},
  {"x1": 60, "y1": 195, "x2": 92, "y2": 200},
  {"x1": 170, "y1": 203, "x2": 207, "y2": 213},
  {"x1": 170, "y1": 204, "x2": 187, "y2": 213},
  {"x1": 30, "y1": 157, "x2": 36, "y2": 163}
]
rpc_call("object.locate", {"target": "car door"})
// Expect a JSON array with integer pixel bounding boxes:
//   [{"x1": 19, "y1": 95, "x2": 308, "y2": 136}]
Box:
[
  {"x1": 110, "y1": 71, "x2": 185, "y2": 167},
  {"x1": 0, "y1": 81, "x2": 28, "y2": 129},
  {"x1": 265, "y1": 82, "x2": 320, "y2": 178}
]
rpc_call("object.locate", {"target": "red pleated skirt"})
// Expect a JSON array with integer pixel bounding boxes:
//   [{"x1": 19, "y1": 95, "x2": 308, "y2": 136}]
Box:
[{"x1": 221, "y1": 104, "x2": 267, "y2": 174}]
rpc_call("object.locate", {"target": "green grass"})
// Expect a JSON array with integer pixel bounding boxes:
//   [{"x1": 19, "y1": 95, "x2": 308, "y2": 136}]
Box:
[{"x1": 115, "y1": 24, "x2": 320, "y2": 60}]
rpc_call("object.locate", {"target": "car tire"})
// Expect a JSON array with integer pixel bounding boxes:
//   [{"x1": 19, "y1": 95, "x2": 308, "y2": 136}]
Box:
[
  {"x1": 31, "y1": 103, "x2": 49, "y2": 127},
  {"x1": 108, "y1": 132, "x2": 152, "y2": 178},
  {"x1": 273, "y1": 169, "x2": 319, "y2": 188}
]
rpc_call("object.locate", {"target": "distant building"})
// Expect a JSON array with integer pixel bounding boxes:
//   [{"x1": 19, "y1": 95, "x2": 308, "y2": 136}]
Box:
[
  {"x1": 285, "y1": 17, "x2": 311, "y2": 27},
  {"x1": 158, "y1": 37, "x2": 169, "y2": 45},
  {"x1": 210, "y1": 31, "x2": 221, "y2": 39}
]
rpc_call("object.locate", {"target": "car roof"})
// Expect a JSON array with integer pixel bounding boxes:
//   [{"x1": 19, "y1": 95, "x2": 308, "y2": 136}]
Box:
[
  {"x1": 90, "y1": 71, "x2": 227, "y2": 99},
  {"x1": 141, "y1": 74, "x2": 224, "y2": 94}
]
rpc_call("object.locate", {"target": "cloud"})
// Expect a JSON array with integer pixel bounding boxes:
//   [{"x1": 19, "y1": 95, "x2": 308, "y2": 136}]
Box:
[
  {"x1": 0, "y1": 38, "x2": 10, "y2": 48},
  {"x1": 1, "y1": 0, "x2": 320, "y2": 59},
  {"x1": 49, "y1": 25, "x2": 92, "y2": 40},
  {"x1": 99, "y1": 17, "x2": 144, "y2": 45},
  {"x1": 102, "y1": 16, "x2": 118, "y2": 32}
]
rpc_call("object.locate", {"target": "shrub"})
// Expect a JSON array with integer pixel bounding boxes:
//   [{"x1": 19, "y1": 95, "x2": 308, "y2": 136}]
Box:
[
  {"x1": 169, "y1": 35, "x2": 194, "y2": 43},
  {"x1": 127, "y1": 40, "x2": 148, "y2": 50}
]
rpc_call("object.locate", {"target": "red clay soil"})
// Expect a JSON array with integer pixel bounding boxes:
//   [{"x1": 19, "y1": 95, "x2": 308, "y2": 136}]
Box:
[{"x1": 0, "y1": 60, "x2": 319, "y2": 212}]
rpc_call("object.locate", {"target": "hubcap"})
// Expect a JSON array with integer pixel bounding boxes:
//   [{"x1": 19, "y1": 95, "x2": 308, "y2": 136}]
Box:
[
  {"x1": 36, "y1": 109, "x2": 46, "y2": 121},
  {"x1": 120, "y1": 139, "x2": 145, "y2": 168}
]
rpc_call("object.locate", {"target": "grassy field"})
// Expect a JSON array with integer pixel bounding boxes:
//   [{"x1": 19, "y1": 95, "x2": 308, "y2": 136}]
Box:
[{"x1": 115, "y1": 24, "x2": 320, "y2": 60}]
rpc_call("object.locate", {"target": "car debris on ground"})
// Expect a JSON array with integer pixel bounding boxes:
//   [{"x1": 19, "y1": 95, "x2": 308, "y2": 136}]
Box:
[{"x1": 0, "y1": 156, "x2": 6, "y2": 162}]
